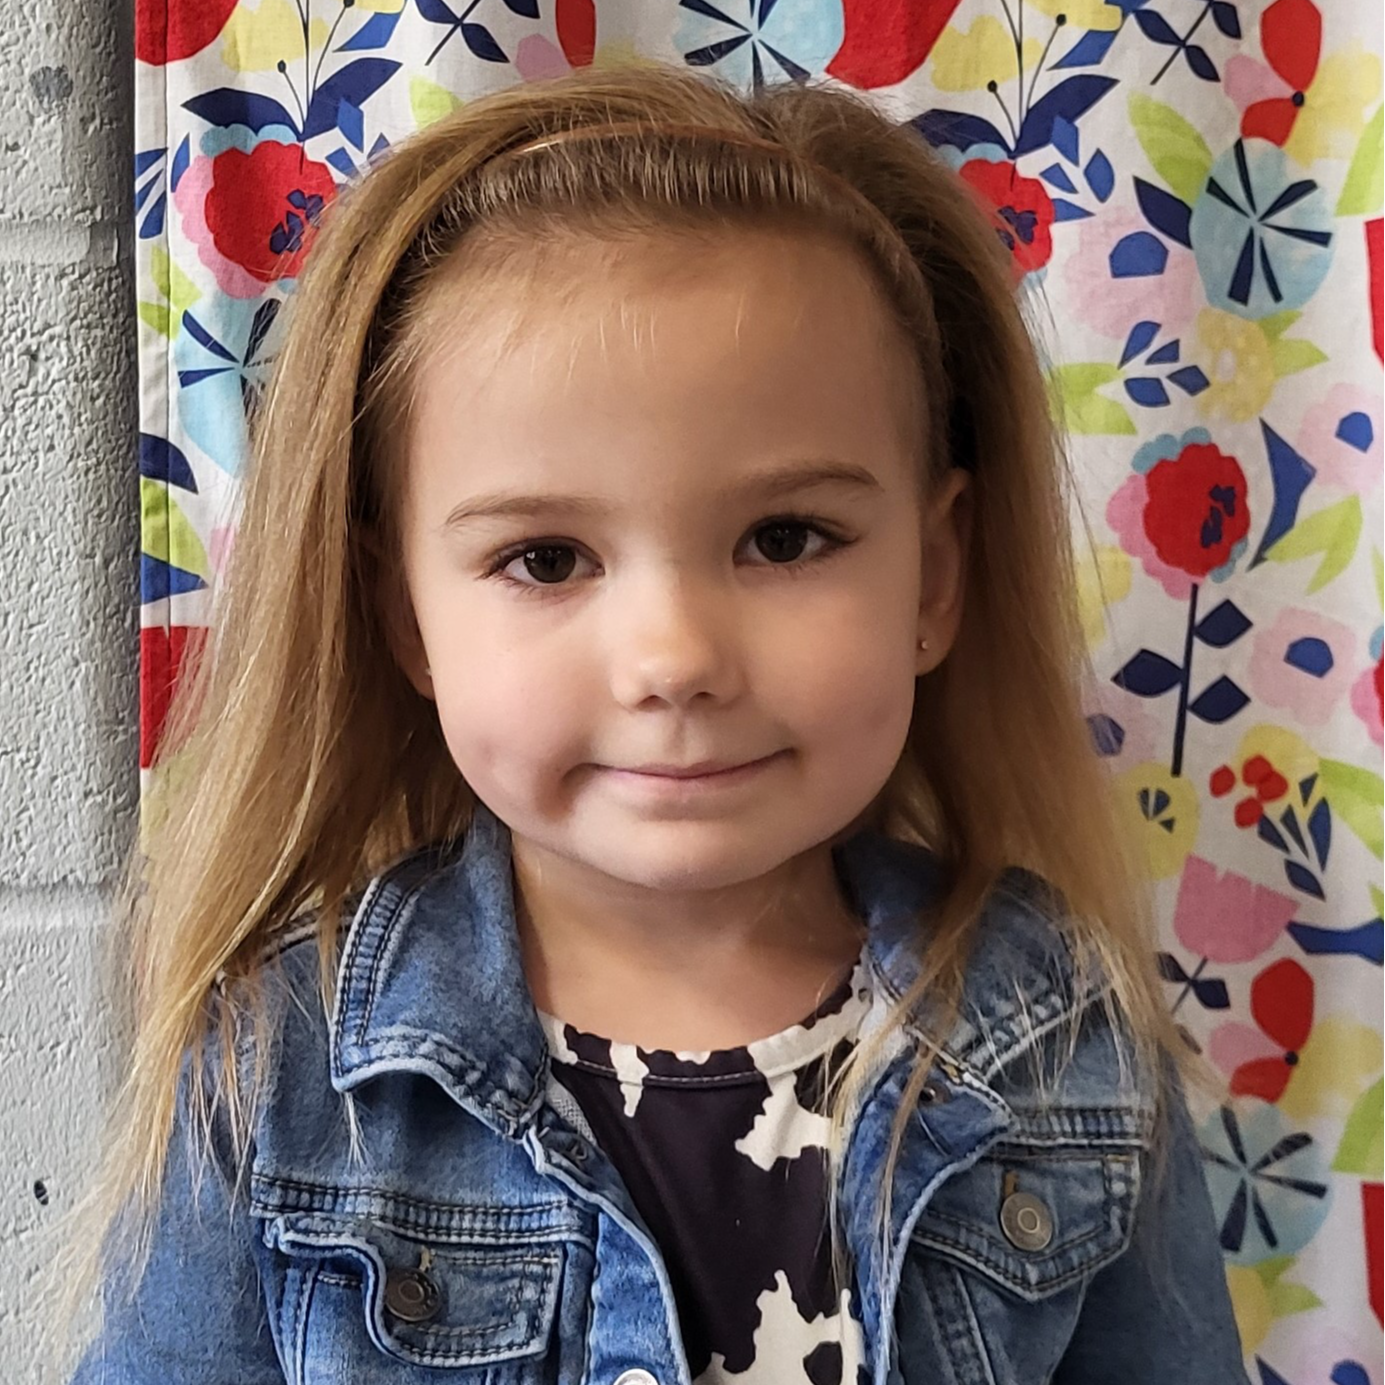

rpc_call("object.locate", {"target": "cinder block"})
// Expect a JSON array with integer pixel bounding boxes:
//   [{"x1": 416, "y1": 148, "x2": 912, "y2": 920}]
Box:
[
  {"x1": 0, "y1": 258, "x2": 139, "y2": 888},
  {"x1": 0, "y1": 894, "x2": 124, "y2": 1383},
  {"x1": 0, "y1": 2, "x2": 131, "y2": 223}
]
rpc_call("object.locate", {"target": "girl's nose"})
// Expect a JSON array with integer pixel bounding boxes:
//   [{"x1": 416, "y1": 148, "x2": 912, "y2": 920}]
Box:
[{"x1": 605, "y1": 574, "x2": 745, "y2": 709}]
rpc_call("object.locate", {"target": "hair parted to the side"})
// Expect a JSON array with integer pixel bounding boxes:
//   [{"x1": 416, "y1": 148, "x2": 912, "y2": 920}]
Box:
[{"x1": 43, "y1": 60, "x2": 1218, "y2": 1381}]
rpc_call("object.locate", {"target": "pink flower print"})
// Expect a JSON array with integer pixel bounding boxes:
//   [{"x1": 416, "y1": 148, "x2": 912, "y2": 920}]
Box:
[
  {"x1": 1107, "y1": 433, "x2": 1250, "y2": 600},
  {"x1": 1352, "y1": 639, "x2": 1384, "y2": 746},
  {"x1": 1173, "y1": 855, "x2": 1298, "y2": 963},
  {"x1": 1296, "y1": 383, "x2": 1382, "y2": 496},
  {"x1": 1249, "y1": 608, "x2": 1356, "y2": 725},
  {"x1": 174, "y1": 150, "x2": 266, "y2": 299},
  {"x1": 1056, "y1": 209, "x2": 1199, "y2": 341}
]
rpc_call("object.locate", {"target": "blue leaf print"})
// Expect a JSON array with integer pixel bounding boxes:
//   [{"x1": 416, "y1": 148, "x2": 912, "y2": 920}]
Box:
[
  {"x1": 1135, "y1": 177, "x2": 1192, "y2": 247},
  {"x1": 462, "y1": 22, "x2": 508, "y2": 63},
  {"x1": 339, "y1": 10, "x2": 404, "y2": 51},
  {"x1": 1189, "y1": 675, "x2": 1250, "y2": 723},
  {"x1": 1014, "y1": 76, "x2": 1116, "y2": 158},
  {"x1": 912, "y1": 110, "x2": 1009, "y2": 155},
  {"x1": 1114, "y1": 648, "x2": 1184, "y2": 697},
  {"x1": 303, "y1": 60, "x2": 400, "y2": 140},
  {"x1": 184, "y1": 89, "x2": 299, "y2": 137},
  {"x1": 1251, "y1": 421, "x2": 1316, "y2": 566},
  {"x1": 1194, "y1": 599, "x2": 1252, "y2": 648}
]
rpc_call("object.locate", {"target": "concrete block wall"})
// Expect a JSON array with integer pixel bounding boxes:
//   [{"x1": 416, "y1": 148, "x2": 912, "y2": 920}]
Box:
[{"x1": 0, "y1": 0, "x2": 138, "y2": 1377}]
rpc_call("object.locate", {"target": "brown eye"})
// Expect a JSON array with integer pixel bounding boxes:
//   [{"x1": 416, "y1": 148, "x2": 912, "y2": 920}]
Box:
[
  {"x1": 750, "y1": 521, "x2": 826, "y2": 564},
  {"x1": 512, "y1": 546, "x2": 578, "y2": 584}
]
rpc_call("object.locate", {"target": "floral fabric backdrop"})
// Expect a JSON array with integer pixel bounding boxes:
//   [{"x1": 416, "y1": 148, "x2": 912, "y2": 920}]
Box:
[{"x1": 133, "y1": 0, "x2": 1383, "y2": 1378}]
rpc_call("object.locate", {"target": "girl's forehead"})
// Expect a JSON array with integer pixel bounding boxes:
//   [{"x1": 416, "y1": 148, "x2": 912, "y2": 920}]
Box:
[
  {"x1": 416, "y1": 225, "x2": 913, "y2": 389},
  {"x1": 426, "y1": 224, "x2": 891, "y2": 340},
  {"x1": 399, "y1": 227, "x2": 928, "y2": 519}
]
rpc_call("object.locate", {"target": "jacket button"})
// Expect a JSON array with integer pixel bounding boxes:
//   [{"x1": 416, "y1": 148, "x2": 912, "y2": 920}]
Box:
[
  {"x1": 613, "y1": 1373, "x2": 660, "y2": 1385},
  {"x1": 999, "y1": 1191, "x2": 1054, "y2": 1252},
  {"x1": 384, "y1": 1267, "x2": 442, "y2": 1323}
]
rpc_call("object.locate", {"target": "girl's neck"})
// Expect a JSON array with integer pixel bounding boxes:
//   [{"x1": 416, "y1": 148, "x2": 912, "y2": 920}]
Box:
[{"x1": 510, "y1": 835, "x2": 866, "y2": 1052}]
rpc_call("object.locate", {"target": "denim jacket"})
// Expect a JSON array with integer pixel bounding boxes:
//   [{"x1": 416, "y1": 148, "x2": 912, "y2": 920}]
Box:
[{"x1": 72, "y1": 801, "x2": 1249, "y2": 1385}]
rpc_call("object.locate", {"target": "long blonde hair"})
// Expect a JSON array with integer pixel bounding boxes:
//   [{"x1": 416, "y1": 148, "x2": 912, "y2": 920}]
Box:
[{"x1": 48, "y1": 60, "x2": 1209, "y2": 1378}]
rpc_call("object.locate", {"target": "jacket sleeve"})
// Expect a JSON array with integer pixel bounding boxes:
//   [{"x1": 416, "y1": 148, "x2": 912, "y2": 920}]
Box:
[
  {"x1": 1053, "y1": 1059, "x2": 1252, "y2": 1385},
  {"x1": 68, "y1": 1030, "x2": 287, "y2": 1384}
]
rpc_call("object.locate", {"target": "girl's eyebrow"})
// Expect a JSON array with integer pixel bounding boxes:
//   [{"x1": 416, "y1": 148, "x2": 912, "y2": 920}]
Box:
[{"x1": 439, "y1": 461, "x2": 883, "y2": 531}]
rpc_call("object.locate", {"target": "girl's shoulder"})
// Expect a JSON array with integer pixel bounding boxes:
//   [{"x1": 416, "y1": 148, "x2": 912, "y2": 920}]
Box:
[{"x1": 940, "y1": 864, "x2": 1160, "y2": 1131}]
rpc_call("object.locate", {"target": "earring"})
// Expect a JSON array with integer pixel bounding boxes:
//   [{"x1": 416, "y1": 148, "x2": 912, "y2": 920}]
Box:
[{"x1": 918, "y1": 638, "x2": 929, "y2": 652}]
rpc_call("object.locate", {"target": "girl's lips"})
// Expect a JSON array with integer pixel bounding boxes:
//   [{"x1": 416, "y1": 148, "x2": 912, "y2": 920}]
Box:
[
  {"x1": 602, "y1": 751, "x2": 785, "y2": 791},
  {"x1": 625, "y1": 756, "x2": 770, "y2": 778}
]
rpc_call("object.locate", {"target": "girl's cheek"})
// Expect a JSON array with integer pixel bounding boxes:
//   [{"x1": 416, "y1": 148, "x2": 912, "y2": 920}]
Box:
[{"x1": 434, "y1": 652, "x2": 594, "y2": 771}]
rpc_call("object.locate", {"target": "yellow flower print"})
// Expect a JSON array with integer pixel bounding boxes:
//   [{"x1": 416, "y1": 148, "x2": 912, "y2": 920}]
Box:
[
  {"x1": 222, "y1": 0, "x2": 330, "y2": 74},
  {"x1": 1225, "y1": 1261, "x2": 1321, "y2": 1355},
  {"x1": 930, "y1": 16, "x2": 1041, "y2": 92},
  {"x1": 1026, "y1": 0, "x2": 1123, "y2": 30},
  {"x1": 1114, "y1": 762, "x2": 1199, "y2": 880},
  {"x1": 1194, "y1": 309, "x2": 1275, "y2": 423},
  {"x1": 1226, "y1": 1266, "x2": 1273, "y2": 1354},
  {"x1": 1277, "y1": 1015, "x2": 1383, "y2": 1123},
  {"x1": 1236, "y1": 726, "x2": 1320, "y2": 785},
  {"x1": 1075, "y1": 544, "x2": 1132, "y2": 648},
  {"x1": 1285, "y1": 47, "x2": 1382, "y2": 166}
]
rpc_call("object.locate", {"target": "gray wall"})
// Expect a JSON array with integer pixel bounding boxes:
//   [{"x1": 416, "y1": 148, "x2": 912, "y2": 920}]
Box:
[{"x1": 0, "y1": 1, "x2": 138, "y2": 1376}]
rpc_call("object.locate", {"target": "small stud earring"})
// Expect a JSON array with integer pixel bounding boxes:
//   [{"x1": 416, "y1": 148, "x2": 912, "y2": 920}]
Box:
[{"x1": 918, "y1": 638, "x2": 929, "y2": 652}]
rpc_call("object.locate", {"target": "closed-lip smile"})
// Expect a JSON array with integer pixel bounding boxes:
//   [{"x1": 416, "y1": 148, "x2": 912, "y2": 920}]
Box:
[{"x1": 617, "y1": 754, "x2": 779, "y2": 779}]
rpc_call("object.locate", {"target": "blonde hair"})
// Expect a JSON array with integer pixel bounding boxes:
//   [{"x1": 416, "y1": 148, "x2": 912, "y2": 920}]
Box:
[{"x1": 47, "y1": 60, "x2": 1214, "y2": 1378}]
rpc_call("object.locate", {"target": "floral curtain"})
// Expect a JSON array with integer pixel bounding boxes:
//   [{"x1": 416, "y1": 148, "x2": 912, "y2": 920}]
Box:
[{"x1": 133, "y1": 1, "x2": 1383, "y2": 1378}]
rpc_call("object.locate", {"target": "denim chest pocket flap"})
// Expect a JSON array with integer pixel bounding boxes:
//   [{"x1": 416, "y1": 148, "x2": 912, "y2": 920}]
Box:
[
  {"x1": 909, "y1": 1143, "x2": 1142, "y2": 1302},
  {"x1": 264, "y1": 1205, "x2": 565, "y2": 1370}
]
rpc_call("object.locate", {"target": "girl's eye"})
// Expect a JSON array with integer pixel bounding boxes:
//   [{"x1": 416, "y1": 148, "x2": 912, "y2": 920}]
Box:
[
  {"x1": 747, "y1": 519, "x2": 838, "y2": 566},
  {"x1": 494, "y1": 545, "x2": 586, "y2": 588}
]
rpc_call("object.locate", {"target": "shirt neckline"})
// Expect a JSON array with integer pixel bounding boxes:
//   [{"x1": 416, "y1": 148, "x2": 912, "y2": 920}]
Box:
[{"x1": 536, "y1": 949, "x2": 873, "y2": 1087}]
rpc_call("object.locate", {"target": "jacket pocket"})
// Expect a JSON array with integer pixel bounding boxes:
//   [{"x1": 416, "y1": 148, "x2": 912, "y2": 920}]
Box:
[
  {"x1": 908, "y1": 1144, "x2": 1141, "y2": 1302},
  {"x1": 266, "y1": 1208, "x2": 565, "y2": 1371}
]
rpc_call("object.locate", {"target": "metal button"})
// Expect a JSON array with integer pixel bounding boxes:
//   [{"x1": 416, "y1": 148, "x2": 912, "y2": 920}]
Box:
[
  {"x1": 384, "y1": 1266, "x2": 442, "y2": 1323},
  {"x1": 1000, "y1": 1191, "x2": 1054, "y2": 1252},
  {"x1": 613, "y1": 1372, "x2": 660, "y2": 1385},
  {"x1": 919, "y1": 1081, "x2": 950, "y2": 1104}
]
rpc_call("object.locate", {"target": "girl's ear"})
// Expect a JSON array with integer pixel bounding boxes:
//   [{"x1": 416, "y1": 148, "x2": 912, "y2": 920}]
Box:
[
  {"x1": 917, "y1": 466, "x2": 973, "y2": 670},
  {"x1": 359, "y1": 526, "x2": 436, "y2": 701}
]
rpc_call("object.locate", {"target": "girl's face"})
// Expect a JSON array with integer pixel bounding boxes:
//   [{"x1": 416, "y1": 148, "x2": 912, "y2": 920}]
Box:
[{"x1": 388, "y1": 228, "x2": 969, "y2": 894}]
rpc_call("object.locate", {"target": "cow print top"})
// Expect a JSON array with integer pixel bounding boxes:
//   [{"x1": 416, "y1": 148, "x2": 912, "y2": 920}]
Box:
[{"x1": 537, "y1": 951, "x2": 874, "y2": 1385}]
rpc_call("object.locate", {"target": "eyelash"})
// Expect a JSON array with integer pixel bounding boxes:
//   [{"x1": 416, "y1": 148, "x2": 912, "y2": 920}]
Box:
[{"x1": 482, "y1": 514, "x2": 854, "y2": 597}]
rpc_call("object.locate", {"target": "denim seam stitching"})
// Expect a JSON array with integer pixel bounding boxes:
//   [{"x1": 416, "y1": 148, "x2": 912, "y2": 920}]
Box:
[{"x1": 951, "y1": 1262, "x2": 999, "y2": 1385}]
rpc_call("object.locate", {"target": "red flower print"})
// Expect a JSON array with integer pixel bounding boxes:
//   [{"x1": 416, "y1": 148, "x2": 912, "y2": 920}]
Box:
[
  {"x1": 1210, "y1": 754, "x2": 1291, "y2": 830},
  {"x1": 1367, "y1": 1183, "x2": 1383, "y2": 1326},
  {"x1": 1240, "y1": 0, "x2": 1321, "y2": 146},
  {"x1": 1143, "y1": 441, "x2": 1250, "y2": 581},
  {"x1": 140, "y1": 624, "x2": 209, "y2": 770},
  {"x1": 1230, "y1": 958, "x2": 1314, "y2": 1103},
  {"x1": 1369, "y1": 218, "x2": 1382, "y2": 362},
  {"x1": 556, "y1": 0, "x2": 597, "y2": 67},
  {"x1": 827, "y1": 0, "x2": 964, "y2": 89},
  {"x1": 136, "y1": 0, "x2": 237, "y2": 65},
  {"x1": 957, "y1": 159, "x2": 1056, "y2": 278},
  {"x1": 203, "y1": 142, "x2": 337, "y2": 285}
]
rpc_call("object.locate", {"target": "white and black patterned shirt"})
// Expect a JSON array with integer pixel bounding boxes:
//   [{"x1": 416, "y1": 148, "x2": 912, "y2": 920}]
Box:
[{"x1": 537, "y1": 952, "x2": 874, "y2": 1385}]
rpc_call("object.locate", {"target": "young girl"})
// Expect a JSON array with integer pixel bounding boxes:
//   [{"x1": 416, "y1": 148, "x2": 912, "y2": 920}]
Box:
[{"x1": 54, "y1": 61, "x2": 1248, "y2": 1385}]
